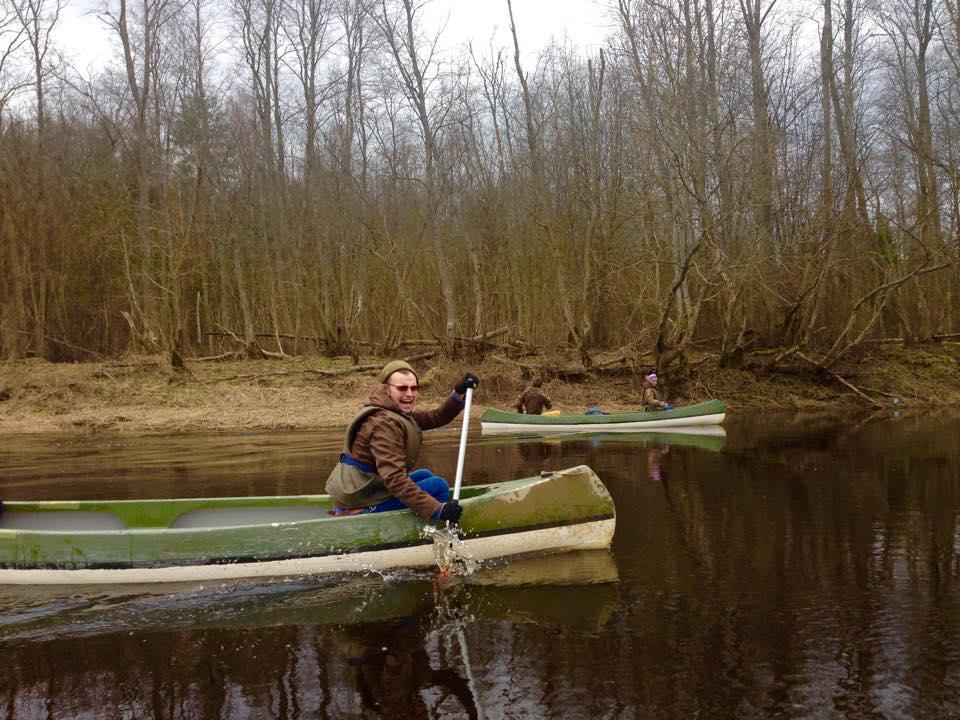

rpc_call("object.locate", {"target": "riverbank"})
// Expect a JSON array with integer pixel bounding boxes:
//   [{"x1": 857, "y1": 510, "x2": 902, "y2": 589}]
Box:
[{"x1": 1, "y1": 344, "x2": 958, "y2": 435}]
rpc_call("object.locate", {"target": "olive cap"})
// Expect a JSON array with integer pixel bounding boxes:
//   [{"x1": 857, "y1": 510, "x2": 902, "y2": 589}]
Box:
[{"x1": 378, "y1": 360, "x2": 418, "y2": 383}]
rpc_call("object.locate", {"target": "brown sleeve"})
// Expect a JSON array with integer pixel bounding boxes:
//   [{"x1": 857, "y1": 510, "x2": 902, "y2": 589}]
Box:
[
  {"x1": 368, "y1": 417, "x2": 441, "y2": 519},
  {"x1": 543, "y1": 394, "x2": 552, "y2": 410},
  {"x1": 411, "y1": 393, "x2": 464, "y2": 431}
]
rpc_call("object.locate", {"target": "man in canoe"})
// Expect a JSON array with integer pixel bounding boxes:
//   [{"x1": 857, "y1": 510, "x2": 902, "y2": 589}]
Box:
[
  {"x1": 326, "y1": 360, "x2": 479, "y2": 524},
  {"x1": 516, "y1": 377, "x2": 553, "y2": 415},
  {"x1": 642, "y1": 373, "x2": 674, "y2": 411}
]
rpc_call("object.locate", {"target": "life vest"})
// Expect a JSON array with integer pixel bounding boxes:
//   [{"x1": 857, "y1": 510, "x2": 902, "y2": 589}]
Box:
[
  {"x1": 324, "y1": 406, "x2": 422, "y2": 508},
  {"x1": 642, "y1": 385, "x2": 660, "y2": 411}
]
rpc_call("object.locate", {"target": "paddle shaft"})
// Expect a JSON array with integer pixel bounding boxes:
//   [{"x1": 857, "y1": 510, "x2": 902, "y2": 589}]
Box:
[{"x1": 452, "y1": 386, "x2": 474, "y2": 501}]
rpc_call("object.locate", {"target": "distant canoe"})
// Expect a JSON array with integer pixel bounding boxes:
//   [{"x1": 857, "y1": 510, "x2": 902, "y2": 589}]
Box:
[
  {"x1": 480, "y1": 399, "x2": 725, "y2": 434},
  {"x1": 0, "y1": 465, "x2": 615, "y2": 585}
]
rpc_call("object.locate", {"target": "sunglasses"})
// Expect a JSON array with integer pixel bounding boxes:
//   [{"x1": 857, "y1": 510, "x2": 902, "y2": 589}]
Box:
[{"x1": 387, "y1": 383, "x2": 420, "y2": 393}]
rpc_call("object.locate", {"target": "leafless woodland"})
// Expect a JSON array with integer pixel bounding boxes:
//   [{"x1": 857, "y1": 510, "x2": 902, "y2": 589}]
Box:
[{"x1": 1, "y1": 0, "x2": 958, "y2": 377}]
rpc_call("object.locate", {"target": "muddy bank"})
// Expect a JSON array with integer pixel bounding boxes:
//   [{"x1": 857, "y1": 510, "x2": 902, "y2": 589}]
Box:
[{"x1": 1, "y1": 345, "x2": 958, "y2": 435}]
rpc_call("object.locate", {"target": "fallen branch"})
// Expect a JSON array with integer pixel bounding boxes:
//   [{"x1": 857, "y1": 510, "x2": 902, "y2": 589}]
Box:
[
  {"x1": 489, "y1": 353, "x2": 591, "y2": 381},
  {"x1": 855, "y1": 384, "x2": 900, "y2": 400},
  {"x1": 194, "y1": 351, "x2": 243, "y2": 362},
  {"x1": 206, "y1": 369, "x2": 296, "y2": 382},
  {"x1": 863, "y1": 332, "x2": 960, "y2": 344},
  {"x1": 490, "y1": 353, "x2": 539, "y2": 373},
  {"x1": 304, "y1": 363, "x2": 381, "y2": 377},
  {"x1": 215, "y1": 323, "x2": 246, "y2": 346},
  {"x1": 18, "y1": 329, "x2": 107, "y2": 360},
  {"x1": 204, "y1": 331, "x2": 376, "y2": 347},
  {"x1": 258, "y1": 347, "x2": 286, "y2": 360},
  {"x1": 100, "y1": 361, "x2": 162, "y2": 370},
  {"x1": 795, "y1": 351, "x2": 883, "y2": 407},
  {"x1": 460, "y1": 326, "x2": 509, "y2": 344},
  {"x1": 304, "y1": 351, "x2": 438, "y2": 378},
  {"x1": 397, "y1": 339, "x2": 442, "y2": 348}
]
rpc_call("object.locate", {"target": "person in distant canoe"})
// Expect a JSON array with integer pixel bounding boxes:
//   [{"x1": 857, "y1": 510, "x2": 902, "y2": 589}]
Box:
[
  {"x1": 326, "y1": 360, "x2": 479, "y2": 523},
  {"x1": 516, "y1": 377, "x2": 553, "y2": 415},
  {"x1": 642, "y1": 373, "x2": 673, "y2": 411}
]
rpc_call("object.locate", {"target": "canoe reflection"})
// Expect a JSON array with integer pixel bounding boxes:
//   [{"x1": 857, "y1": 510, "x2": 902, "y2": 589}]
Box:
[
  {"x1": 481, "y1": 426, "x2": 727, "y2": 453},
  {"x1": 0, "y1": 550, "x2": 618, "y2": 643}
]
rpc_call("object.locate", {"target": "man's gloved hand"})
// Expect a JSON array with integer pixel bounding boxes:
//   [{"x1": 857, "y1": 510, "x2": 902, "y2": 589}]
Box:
[
  {"x1": 437, "y1": 500, "x2": 463, "y2": 524},
  {"x1": 454, "y1": 373, "x2": 480, "y2": 395},
  {"x1": 663, "y1": 404, "x2": 674, "y2": 410}
]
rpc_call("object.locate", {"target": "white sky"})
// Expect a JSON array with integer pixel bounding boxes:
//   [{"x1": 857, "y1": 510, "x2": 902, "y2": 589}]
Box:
[
  {"x1": 423, "y1": 0, "x2": 612, "y2": 57},
  {"x1": 56, "y1": 0, "x2": 613, "y2": 72}
]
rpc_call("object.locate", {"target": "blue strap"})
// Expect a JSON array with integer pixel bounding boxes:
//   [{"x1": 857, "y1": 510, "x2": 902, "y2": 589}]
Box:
[{"x1": 339, "y1": 453, "x2": 376, "y2": 473}]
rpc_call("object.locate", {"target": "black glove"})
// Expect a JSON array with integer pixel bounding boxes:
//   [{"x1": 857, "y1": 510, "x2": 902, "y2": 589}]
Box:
[
  {"x1": 454, "y1": 373, "x2": 480, "y2": 395},
  {"x1": 437, "y1": 500, "x2": 463, "y2": 524}
]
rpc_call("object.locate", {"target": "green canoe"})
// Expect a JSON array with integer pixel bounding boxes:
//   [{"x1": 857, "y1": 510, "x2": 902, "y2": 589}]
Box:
[
  {"x1": 0, "y1": 465, "x2": 615, "y2": 585},
  {"x1": 480, "y1": 399, "x2": 725, "y2": 433}
]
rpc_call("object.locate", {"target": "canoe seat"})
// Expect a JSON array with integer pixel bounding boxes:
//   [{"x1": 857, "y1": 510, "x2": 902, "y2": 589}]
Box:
[
  {"x1": 0, "y1": 511, "x2": 126, "y2": 531},
  {"x1": 170, "y1": 506, "x2": 330, "y2": 529}
]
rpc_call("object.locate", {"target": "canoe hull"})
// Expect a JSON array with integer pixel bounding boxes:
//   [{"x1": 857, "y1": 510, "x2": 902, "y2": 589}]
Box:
[
  {"x1": 480, "y1": 399, "x2": 725, "y2": 434},
  {"x1": 0, "y1": 518, "x2": 615, "y2": 585},
  {"x1": 0, "y1": 465, "x2": 614, "y2": 585}
]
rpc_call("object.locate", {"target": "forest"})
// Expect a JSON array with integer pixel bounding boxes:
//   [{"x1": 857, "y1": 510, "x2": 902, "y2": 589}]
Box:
[{"x1": 1, "y1": 0, "x2": 958, "y2": 381}]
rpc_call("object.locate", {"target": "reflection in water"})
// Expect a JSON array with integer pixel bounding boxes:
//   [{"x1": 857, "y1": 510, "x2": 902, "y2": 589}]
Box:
[
  {"x1": 0, "y1": 431, "x2": 343, "y2": 500},
  {"x1": 0, "y1": 552, "x2": 619, "y2": 643},
  {"x1": 646, "y1": 444, "x2": 669, "y2": 482},
  {"x1": 341, "y1": 615, "x2": 480, "y2": 719},
  {"x1": 0, "y1": 553, "x2": 619, "y2": 718},
  {"x1": 2, "y1": 412, "x2": 960, "y2": 718}
]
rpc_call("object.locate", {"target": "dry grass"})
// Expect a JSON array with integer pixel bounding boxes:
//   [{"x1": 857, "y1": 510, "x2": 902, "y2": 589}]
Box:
[{"x1": 0, "y1": 344, "x2": 958, "y2": 435}]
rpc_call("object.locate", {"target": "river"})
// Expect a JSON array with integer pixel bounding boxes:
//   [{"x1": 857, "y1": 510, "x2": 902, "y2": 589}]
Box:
[{"x1": 1, "y1": 409, "x2": 959, "y2": 719}]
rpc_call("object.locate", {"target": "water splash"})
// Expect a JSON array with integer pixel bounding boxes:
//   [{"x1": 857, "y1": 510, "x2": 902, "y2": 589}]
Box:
[{"x1": 421, "y1": 524, "x2": 479, "y2": 576}]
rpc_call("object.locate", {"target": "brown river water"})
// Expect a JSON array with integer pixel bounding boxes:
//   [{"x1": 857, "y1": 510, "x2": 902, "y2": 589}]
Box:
[{"x1": 1, "y1": 409, "x2": 959, "y2": 719}]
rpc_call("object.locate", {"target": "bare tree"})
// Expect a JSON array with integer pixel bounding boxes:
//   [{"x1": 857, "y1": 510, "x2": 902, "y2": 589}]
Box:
[
  {"x1": 7, "y1": 0, "x2": 61, "y2": 358},
  {"x1": 281, "y1": 0, "x2": 332, "y2": 352},
  {"x1": 874, "y1": 0, "x2": 943, "y2": 247},
  {"x1": 101, "y1": 0, "x2": 181, "y2": 348},
  {"x1": 370, "y1": 0, "x2": 458, "y2": 346}
]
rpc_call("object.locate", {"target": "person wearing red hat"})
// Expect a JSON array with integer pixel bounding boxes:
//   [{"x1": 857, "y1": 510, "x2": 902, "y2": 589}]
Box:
[{"x1": 326, "y1": 360, "x2": 479, "y2": 523}]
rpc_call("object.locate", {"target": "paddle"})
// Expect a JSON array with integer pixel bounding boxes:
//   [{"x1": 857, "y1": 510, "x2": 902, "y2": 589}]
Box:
[
  {"x1": 430, "y1": 385, "x2": 475, "y2": 574},
  {"x1": 452, "y1": 385, "x2": 474, "y2": 503}
]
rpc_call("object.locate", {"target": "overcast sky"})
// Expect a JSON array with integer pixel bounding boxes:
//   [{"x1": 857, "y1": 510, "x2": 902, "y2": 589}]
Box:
[
  {"x1": 57, "y1": 0, "x2": 613, "y2": 72},
  {"x1": 423, "y1": 0, "x2": 612, "y2": 56}
]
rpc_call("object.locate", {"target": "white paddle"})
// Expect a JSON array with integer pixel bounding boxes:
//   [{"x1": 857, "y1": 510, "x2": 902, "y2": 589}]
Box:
[{"x1": 452, "y1": 386, "x2": 474, "y2": 502}]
